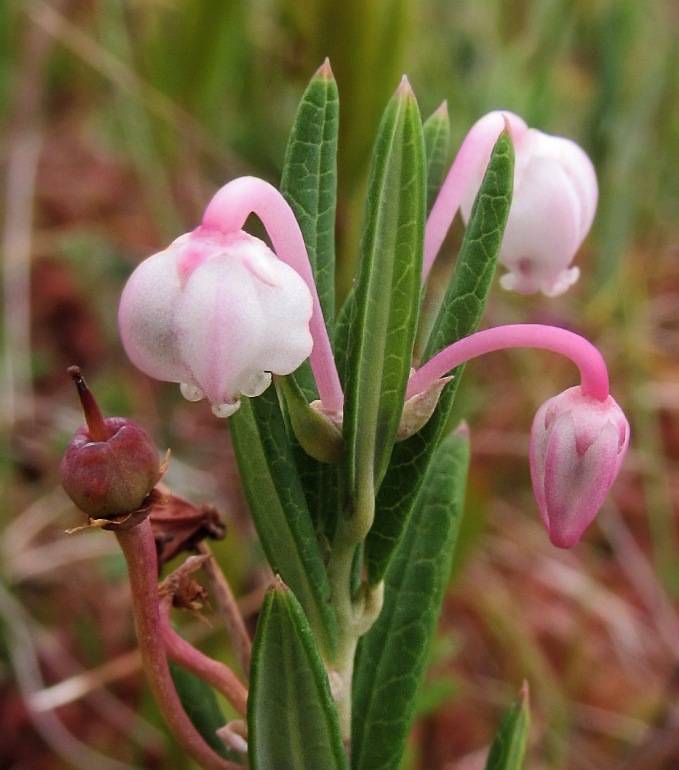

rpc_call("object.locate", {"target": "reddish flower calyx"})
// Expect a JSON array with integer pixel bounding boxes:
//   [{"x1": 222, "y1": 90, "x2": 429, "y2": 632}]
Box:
[{"x1": 60, "y1": 367, "x2": 161, "y2": 518}]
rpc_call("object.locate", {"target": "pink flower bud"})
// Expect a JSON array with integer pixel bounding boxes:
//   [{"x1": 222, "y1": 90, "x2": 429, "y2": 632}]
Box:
[
  {"x1": 118, "y1": 227, "x2": 313, "y2": 417},
  {"x1": 529, "y1": 386, "x2": 629, "y2": 548},
  {"x1": 460, "y1": 111, "x2": 598, "y2": 297}
]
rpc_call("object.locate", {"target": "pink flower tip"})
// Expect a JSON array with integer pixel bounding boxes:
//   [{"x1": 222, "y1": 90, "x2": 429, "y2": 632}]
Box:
[
  {"x1": 461, "y1": 111, "x2": 598, "y2": 297},
  {"x1": 529, "y1": 386, "x2": 630, "y2": 548},
  {"x1": 118, "y1": 227, "x2": 313, "y2": 418}
]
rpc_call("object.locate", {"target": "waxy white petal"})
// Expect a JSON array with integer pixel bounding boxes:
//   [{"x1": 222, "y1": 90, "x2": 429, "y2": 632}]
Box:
[
  {"x1": 460, "y1": 113, "x2": 598, "y2": 296},
  {"x1": 119, "y1": 229, "x2": 313, "y2": 417}
]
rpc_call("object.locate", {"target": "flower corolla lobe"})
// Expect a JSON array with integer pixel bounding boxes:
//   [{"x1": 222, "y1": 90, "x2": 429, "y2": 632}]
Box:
[
  {"x1": 529, "y1": 386, "x2": 629, "y2": 548},
  {"x1": 118, "y1": 228, "x2": 313, "y2": 417},
  {"x1": 461, "y1": 111, "x2": 598, "y2": 297}
]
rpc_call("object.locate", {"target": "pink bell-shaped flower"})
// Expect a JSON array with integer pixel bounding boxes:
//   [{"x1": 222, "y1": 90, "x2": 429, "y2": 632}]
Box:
[
  {"x1": 118, "y1": 227, "x2": 313, "y2": 417},
  {"x1": 529, "y1": 385, "x2": 629, "y2": 548},
  {"x1": 460, "y1": 111, "x2": 598, "y2": 297}
]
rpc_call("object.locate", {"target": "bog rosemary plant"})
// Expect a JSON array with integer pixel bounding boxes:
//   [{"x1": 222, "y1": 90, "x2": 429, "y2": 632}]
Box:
[{"x1": 62, "y1": 60, "x2": 629, "y2": 770}]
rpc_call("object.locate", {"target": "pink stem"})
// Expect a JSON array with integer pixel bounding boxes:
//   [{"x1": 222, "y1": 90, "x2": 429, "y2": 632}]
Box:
[
  {"x1": 159, "y1": 596, "x2": 248, "y2": 717},
  {"x1": 116, "y1": 520, "x2": 239, "y2": 770},
  {"x1": 423, "y1": 111, "x2": 527, "y2": 283},
  {"x1": 201, "y1": 177, "x2": 344, "y2": 412},
  {"x1": 406, "y1": 324, "x2": 610, "y2": 402}
]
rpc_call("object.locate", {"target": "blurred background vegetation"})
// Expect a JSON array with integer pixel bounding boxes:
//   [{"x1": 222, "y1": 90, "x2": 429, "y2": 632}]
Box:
[{"x1": 1, "y1": 1, "x2": 678, "y2": 768}]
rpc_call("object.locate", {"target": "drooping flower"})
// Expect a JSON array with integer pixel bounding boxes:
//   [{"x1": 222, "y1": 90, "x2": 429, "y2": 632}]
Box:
[
  {"x1": 529, "y1": 386, "x2": 630, "y2": 548},
  {"x1": 118, "y1": 226, "x2": 313, "y2": 417},
  {"x1": 406, "y1": 324, "x2": 629, "y2": 548},
  {"x1": 458, "y1": 111, "x2": 598, "y2": 297}
]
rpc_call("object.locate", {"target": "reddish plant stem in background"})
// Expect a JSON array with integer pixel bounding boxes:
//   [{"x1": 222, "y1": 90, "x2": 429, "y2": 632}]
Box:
[
  {"x1": 197, "y1": 541, "x2": 252, "y2": 676},
  {"x1": 115, "y1": 519, "x2": 239, "y2": 770},
  {"x1": 158, "y1": 597, "x2": 248, "y2": 716}
]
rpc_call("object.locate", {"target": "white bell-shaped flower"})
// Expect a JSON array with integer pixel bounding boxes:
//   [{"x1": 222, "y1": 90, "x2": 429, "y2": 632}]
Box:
[
  {"x1": 460, "y1": 111, "x2": 598, "y2": 297},
  {"x1": 118, "y1": 227, "x2": 313, "y2": 417}
]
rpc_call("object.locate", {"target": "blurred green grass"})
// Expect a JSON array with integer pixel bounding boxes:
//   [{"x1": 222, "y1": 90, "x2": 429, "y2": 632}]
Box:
[{"x1": 1, "y1": 1, "x2": 678, "y2": 768}]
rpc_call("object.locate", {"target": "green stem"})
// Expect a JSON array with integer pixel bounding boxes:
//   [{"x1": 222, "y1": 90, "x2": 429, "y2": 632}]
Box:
[
  {"x1": 327, "y1": 527, "x2": 360, "y2": 740},
  {"x1": 326, "y1": 495, "x2": 384, "y2": 743}
]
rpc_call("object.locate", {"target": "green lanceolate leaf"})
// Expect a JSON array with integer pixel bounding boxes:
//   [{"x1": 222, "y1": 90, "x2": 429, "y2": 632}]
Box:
[
  {"x1": 485, "y1": 684, "x2": 531, "y2": 770},
  {"x1": 332, "y1": 285, "x2": 356, "y2": 385},
  {"x1": 229, "y1": 389, "x2": 337, "y2": 659},
  {"x1": 365, "y1": 128, "x2": 514, "y2": 584},
  {"x1": 423, "y1": 102, "x2": 451, "y2": 214},
  {"x1": 280, "y1": 59, "x2": 339, "y2": 347},
  {"x1": 423, "y1": 127, "x2": 515, "y2": 362},
  {"x1": 248, "y1": 579, "x2": 348, "y2": 770},
  {"x1": 279, "y1": 62, "x2": 341, "y2": 542},
  {"x1": 342, "y1": 78, "x2": 426, "y2": 520},
  {"x1": 352, "y1": 429, "x2": 471, "y2": 770}
]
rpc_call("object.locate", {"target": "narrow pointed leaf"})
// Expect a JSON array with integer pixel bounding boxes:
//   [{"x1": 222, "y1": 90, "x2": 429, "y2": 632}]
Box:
[
  {"x1": 343, "y1": 79, "x2": 426, "y2": 516},
  {"x1": 280, "y1": 59, "x2": 339, "y2": 393},
  {"x1": 248, "y1": 579, "x2": 348, "y2": 770},
  {"x1": 332, "y1": 98, "x2": 444, "y2": 381},
  {"x1": 274, "y1": 371, "x2": 340, "y2": 551},
  {"x1": 423, "y1": 102, "x2": 451, "y2": 213},
  {"x1": 278, "y1": 62, "x2": 341, "y2": 540},
  {"x1": 424, "y1": 127, "x2": 515, "y2": 361},
  {"x1": 332, "y1": 285, "x2": 356, "y2": 383},
  {"x1": 352, "y1": 429, "x2": 471, "y2": 770},
  {"x1": 229, "y1": 389, "x2": 337, "y2": 658},
  {"x1": 366, "y1": 129, "x2": 514, "y2": 583},
  {"x1": 484, "y1": 685, "x2": 531, "y2": 770}
]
